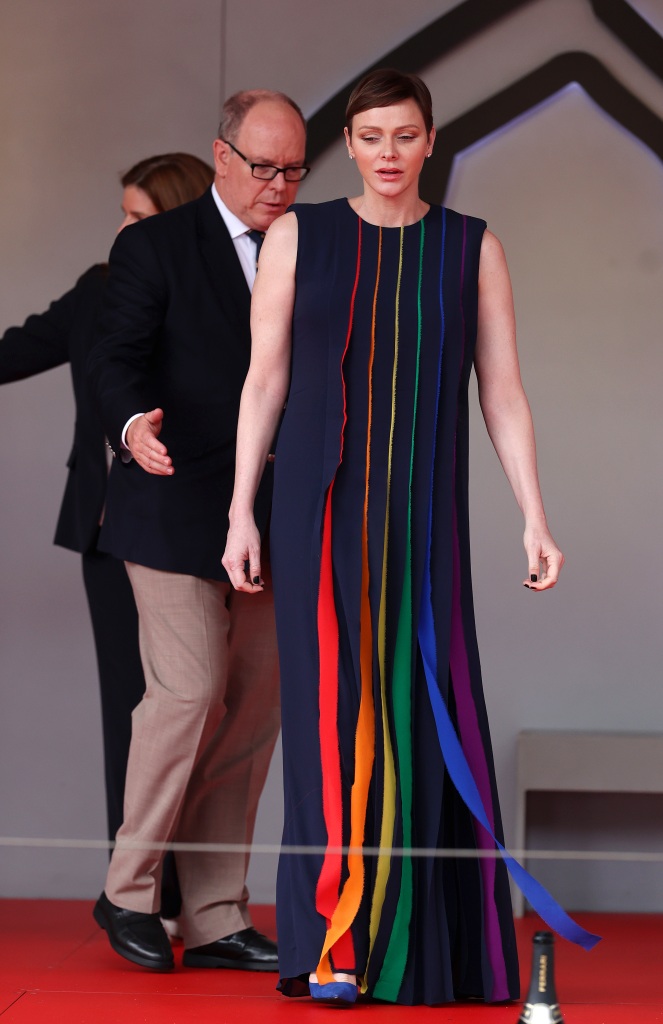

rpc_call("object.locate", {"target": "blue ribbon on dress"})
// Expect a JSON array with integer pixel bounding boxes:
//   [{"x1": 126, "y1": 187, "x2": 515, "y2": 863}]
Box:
[
  {"x1": 415, "y1": 206, "x2": 599, "y2": 953},
  {"x1": 417, "y1": 574, "x2": 601, "y2": 951}
]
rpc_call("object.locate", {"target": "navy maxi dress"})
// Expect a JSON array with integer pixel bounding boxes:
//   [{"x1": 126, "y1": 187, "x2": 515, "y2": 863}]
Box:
[{"x1": 269, "y1": 199, "x2": 520, "y2": 1005}]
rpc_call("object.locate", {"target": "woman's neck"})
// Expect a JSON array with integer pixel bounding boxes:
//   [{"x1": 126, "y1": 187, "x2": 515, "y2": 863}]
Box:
[{"x1": 347, "y1": 191, "x2": 429, "y2": 228}]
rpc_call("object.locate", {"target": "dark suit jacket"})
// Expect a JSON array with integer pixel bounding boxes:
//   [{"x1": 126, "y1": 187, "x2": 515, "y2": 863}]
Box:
[
  {"x1": 87, "y1": 187, "x2": 272, "y2": 582},
  {"x1": 0, "y1": 265, "x2": 109, "y2": 554}
]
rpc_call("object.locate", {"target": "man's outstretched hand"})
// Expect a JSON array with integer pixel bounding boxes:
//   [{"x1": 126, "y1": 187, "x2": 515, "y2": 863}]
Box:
[{"x1": 126, "y1": 408, "x2": 174, "y2": 475}]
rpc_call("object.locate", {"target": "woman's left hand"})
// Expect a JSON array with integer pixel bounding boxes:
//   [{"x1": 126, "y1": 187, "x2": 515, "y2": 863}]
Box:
[
  {"x1": 222, "y1": 513, "x2": 264, "y2": 593},
  {"x1": 523, "y1": 520, "x2": 565, "y2": 591}
]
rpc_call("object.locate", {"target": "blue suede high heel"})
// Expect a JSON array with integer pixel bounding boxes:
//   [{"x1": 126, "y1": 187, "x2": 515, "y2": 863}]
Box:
[{"x1": 309, "y1": 980, "x2": 358, "y2": 1007}]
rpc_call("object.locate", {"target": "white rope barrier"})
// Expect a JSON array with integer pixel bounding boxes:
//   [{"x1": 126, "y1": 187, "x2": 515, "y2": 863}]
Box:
[{"x1": 1, "y1": 836, "x2": 662, "y2": 862}]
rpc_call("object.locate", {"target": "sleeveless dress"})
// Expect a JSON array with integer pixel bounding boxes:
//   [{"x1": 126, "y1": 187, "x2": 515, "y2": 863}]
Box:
[{"x1": 269, "y1": 198, "x2": 520, "y2": 1005}]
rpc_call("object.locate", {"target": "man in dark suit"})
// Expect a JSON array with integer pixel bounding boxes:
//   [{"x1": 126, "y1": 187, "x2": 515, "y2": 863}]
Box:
[
  {"x1": 0, "y1": 263, "x2": 144, "y2": 847},
  {"x1": 0, "y1": 154, "x2": 212, "y2": 887},
  {"x1": 87, "y1": 91, "x2": 308, "y2": 972}
]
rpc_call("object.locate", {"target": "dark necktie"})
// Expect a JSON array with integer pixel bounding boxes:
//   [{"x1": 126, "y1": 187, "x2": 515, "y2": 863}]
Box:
[{"x1": 247, "y1": 229, "x2": 265, "y2": 269}]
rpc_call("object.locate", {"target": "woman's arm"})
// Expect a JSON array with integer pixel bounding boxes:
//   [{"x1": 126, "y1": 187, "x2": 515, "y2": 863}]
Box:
[
  {"x1": 0, "y1": 268, "x2": 101, "y2": 383},
  {"x1": 474, "y1": 230, "x2": 564, "y2": 591},
  {"x1": 222, "y1": 211, "x2": 298, "y2": 592}
]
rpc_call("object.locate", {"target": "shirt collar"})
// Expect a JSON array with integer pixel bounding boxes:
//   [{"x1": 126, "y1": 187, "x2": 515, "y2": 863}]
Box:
[{"x1": 211, "y1": 183, "x2": 252, "y2": 240}]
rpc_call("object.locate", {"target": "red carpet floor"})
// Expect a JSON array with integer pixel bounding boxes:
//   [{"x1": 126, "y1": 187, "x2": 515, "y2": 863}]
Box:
[{"x1": 1, "y1": 901, "x2": 661, "y2": 1022}]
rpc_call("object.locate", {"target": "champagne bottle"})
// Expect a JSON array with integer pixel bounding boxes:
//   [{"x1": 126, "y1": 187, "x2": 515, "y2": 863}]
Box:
[{"x1": 517, "y1": 930, "x2": 563, "y2": 1023}]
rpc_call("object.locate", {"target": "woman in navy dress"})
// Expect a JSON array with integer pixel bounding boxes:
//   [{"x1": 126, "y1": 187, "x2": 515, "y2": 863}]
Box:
[{"x1": 223, "y1": 69, "x2": 571, "y2": 1006}]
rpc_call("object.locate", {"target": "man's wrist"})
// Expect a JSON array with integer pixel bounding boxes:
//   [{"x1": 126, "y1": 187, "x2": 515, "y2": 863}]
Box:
[{"x1": 122, "y1": 412, "x2": 144, "y2": 450}]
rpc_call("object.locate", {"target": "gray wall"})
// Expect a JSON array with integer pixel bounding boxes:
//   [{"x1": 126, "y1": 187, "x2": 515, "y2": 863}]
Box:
[{"x1": 1, "y1": 0, "x2": 661, "y2": 910}]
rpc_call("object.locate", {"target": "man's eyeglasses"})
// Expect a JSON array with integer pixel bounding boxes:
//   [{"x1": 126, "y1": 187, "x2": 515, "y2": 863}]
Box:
[{"x1": 221, "y1": 139, "x2": 310, "y2": 182}]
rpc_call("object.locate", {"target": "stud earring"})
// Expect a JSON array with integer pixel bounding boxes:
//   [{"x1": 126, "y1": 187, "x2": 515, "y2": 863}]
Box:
[{"x1": 349, "y1": 153, "x2": 354, "y2": 160}]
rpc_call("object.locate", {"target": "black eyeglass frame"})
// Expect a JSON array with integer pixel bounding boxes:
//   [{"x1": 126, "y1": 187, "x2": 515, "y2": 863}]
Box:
[{"x1": 221, "y1": 138, "x2": 310, "y2": 182}]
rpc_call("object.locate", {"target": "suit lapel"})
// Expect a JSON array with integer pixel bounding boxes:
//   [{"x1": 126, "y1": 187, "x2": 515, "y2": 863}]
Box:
[{"x1": 196, "y1": 188, "x2": 251, "y2": 341}]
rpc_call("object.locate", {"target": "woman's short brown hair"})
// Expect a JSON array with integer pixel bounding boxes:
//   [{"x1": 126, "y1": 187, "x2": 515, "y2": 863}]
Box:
[
  {"x1": 345, "y1": 68, "x2": 434, "y2": 135},
  {"x1": 121, "y1": 153, "x2": 214, "y2": 213}
]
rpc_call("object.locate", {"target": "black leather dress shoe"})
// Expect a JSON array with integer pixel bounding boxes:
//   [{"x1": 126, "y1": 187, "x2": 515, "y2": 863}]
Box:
[
  {"x1": 183, "y1": 927, "x2": 278, "y2": 971},
  {"x1": 93, "y1": 891, "x2": 174, "y2": 971}
]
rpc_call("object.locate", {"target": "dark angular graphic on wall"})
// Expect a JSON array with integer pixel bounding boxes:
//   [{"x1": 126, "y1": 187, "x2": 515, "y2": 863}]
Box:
[{"x1": 307, "y1": 0, "x2": 663, "y2": 203}]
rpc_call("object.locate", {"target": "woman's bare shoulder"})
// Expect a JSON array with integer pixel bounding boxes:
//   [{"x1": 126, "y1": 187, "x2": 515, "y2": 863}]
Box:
[
  {"x1": 265, "y1": 210, "x2": 298, "y2": 243},
  {"x1": 481, "y1": 228, "x2": 506, "y2": 260}
]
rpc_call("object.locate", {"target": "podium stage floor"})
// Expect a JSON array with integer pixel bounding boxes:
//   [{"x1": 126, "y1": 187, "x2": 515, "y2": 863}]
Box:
[{"x1": 0, "y1": 901, "x2": 660, "y2": 1022}]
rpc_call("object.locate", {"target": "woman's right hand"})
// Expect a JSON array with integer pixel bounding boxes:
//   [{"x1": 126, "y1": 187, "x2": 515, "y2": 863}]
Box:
[
  {"x1": 222, "y1": 214, "x2": 297, "y2": 593},
  {"x1": 222, "y1": 513, "x2": 264, "y2": 592}
]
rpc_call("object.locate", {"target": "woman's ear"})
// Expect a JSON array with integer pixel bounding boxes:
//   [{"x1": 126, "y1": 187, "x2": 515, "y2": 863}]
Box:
[{"x1": 344, "y1": 126, "x2": 354, "y2": 160}]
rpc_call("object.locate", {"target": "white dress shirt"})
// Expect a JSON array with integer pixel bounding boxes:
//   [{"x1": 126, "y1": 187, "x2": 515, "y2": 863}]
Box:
[{"x1": 210, "y1": 182, "x2": 260, "y2": 290}]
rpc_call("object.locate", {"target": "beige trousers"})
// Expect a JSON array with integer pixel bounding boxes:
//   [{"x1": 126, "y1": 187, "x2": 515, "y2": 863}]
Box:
[{"x1": 105, "y1": 562, "x2": 280, "y2": 947}]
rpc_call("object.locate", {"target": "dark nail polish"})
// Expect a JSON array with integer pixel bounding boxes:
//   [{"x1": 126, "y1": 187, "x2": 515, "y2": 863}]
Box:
[
  {"x1": 530, "y1": 574, "x2": 538, "y2": 582},
  {"x1": 252, "y1": 576, "x2": 260, "y2": 585}
]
